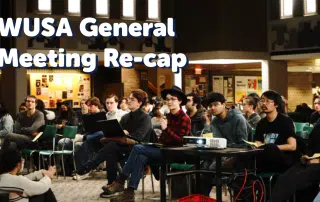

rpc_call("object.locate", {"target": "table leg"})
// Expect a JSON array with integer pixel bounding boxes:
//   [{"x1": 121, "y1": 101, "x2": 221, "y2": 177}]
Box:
[
  {"x1": 196, "y1": 156, "x2": 200, "y2": 193},
  {"x1": 216, "y1": 156, "x2": 222, "y2": 202},
  {"x1": 160, "y1": 149, "x2": 166, "y2": 202}
]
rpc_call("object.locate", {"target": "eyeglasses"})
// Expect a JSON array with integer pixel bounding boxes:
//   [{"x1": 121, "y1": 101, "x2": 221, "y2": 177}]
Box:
[
  {"x1": 314, "y1": 102, "x2": 320, "y2": 105},
  {"x1": 259, "y1": 99, "x2": 274, "y2": 104},
  {"x1": 166, "y1": 97, "x2": 178, "y2": 102}
]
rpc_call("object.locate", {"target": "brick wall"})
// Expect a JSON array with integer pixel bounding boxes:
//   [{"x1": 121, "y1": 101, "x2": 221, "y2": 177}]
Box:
[
  {"x1": 288, "y1": 72, "x2": 313, "y2": 111},
  {"x1": 122, "y1": 69, "x2": 140, "y2": 97}
]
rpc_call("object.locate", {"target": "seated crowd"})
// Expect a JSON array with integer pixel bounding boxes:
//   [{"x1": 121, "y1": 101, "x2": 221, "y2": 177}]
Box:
[{"x1": 0, "y1": 86, "x2": 320, "y2": 202}]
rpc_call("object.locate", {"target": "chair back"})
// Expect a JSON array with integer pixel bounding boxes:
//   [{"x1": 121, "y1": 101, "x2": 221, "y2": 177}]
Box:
[
  {"x1": 62, "y1": 126, "x2": 78, "y2": 139},
  {"x1": 42, "y1": 125, "x2": 58, "y2": 139},
  {"x1": 303, "y1": 126, "x2": 313, "y2": 134},
  {"x1": 294, "y1": 122, "x2": 309, "y2": 133}
]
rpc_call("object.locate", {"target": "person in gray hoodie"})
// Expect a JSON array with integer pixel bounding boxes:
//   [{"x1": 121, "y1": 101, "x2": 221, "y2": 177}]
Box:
[
  {"x1": 202, "y1": 92, "x2": 249, "y2": 145},
  {"x1": 200, "y1": 92, "x2": 250, "y2": 196}
]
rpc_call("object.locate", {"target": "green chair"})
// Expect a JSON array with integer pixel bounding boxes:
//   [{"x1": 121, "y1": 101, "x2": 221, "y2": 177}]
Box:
[
  {"x1": 303, "y1": 126, "x2": 313, "y2": 135},
  {"x1": 37, "y1": 125, "x2": 58, "y2": 170},
  {"x1": 294, "y1": 122, "x2": 309, "y2": 133},
  {"x1": 54, "y1": 126, "x2": 78, "y2": 179}
]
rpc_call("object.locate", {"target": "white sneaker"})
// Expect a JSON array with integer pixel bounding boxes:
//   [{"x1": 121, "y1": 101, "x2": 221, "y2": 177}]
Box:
[{"x1": 73, "y1": 173, "x2": 90, "y2": 180}]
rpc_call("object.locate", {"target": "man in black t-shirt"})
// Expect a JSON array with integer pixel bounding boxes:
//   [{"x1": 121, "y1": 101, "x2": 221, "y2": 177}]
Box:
[{"x1": 254, "y1": 90, "x2": 298, "y2": 173}]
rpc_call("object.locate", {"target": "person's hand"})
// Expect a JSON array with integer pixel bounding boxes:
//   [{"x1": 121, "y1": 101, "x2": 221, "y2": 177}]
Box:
[
  {"x1": 202, "y1": 111, "x2": 211, "y2": 125},
  {"x1": 160, "y1": 118, "x2": 168, "y2": 130},
  {"x1": 32, "y1": 132, "x2": 39, "y2": 137},
  {"x1": 308, "y1": 159, "x2": 320, "y2": 164},
  {"x1": 42, "y1": 167, "x2": 56, "y2": 179},
  {"x1": 123, "y1": 130, "x2": 129, "y2": 135},
  {"x1": 56, "y1": 124, "x2": 63, "y2": 129},
  {"x1": 100, "y1": 137, "x2": 107, "y2": 143}
]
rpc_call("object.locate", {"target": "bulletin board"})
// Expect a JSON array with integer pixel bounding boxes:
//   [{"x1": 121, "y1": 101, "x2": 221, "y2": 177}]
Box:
[
  {"x1": 184, "y1": 75, "x2": 208, "y2": 97},
  {"x1": 29, "y1": 73, "x2": 91, "y2": 108},
  {"x1": 235, "y1": 76, "x2": 262, "y2": 103}
]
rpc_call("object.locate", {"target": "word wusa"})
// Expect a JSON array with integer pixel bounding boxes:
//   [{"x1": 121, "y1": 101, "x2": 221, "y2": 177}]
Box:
[{"x1": 0, "y1": 18, "x2": 188, "y2": 73}]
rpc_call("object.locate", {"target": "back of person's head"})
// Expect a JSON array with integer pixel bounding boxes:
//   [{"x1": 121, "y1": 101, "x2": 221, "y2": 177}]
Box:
[
  {"x1": 261, "y1": 90, "x2": 285, "y2": 114},
  {"x1": 0, "y1": 101, "x2": 9, "y2": 118},
  {"x1": 247, "y1": 93, "x2": 260, "y2": 100},
  {"x1": 0, "y1": 141, "x2": 22, "y2": 174},
  {"x1": 36, "y1": 99, "x2": 45, "y2": 111}
]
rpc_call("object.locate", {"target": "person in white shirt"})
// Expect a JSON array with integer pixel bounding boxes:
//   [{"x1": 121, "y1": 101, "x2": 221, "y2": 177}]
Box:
[
  {"x1": 0, "y1": 142, "x2": 57, "y2": 202},
  {"x1": 106, "y1": 94, "x2": 128, "y2": 121}
]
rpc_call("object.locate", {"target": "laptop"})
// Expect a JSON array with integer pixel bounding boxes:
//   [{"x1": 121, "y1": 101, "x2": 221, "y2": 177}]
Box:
[
  {"x1": 97, "y1": 119, "x2": 141, "y2": 143},
  {"x1": 82, "y1": 112, "x2": 107, "y2": 133}
]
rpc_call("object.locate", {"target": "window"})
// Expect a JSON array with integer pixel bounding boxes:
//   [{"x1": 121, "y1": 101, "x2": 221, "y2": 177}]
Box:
[
  {"x1": 305, "y1": 0, "x2": 317, "y2": 15},
  {"x1": 68, "y1": 0, "x2": 81, "y2": 15},
  {"x1": 148, "y1": 0, "x2": 160, "y2": 20},
  {"x1": 281, "y1": 0, "x2": 293, "y2": 18},
  {"x1": 122, "y1": 0, "x2": 135, "y2": 19},
  {"x1": 38, "y1": 0, "x2": 51, "y2": 13},
  {"x1": 96, "y1": 0, "x2": 109, "y2": 16}
]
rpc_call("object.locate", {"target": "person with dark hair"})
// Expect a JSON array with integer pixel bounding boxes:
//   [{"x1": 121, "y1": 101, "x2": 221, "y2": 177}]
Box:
[
  {"x1": 254, "y1": 90, "x2": 298, "y2": 173},
  {"x1": 310, "y1": 96, "x2": 320, "y2": 125},
  {"x1": 4, "y1": 95, "x2": 45, "y2": 150},
  {"x1": 55, "y1": 101, "x2": 78, "y2": 129},
  {"x1": 186, "y1": 93, "x2": 204, "y2": 136},
  {"x1": 103, "y1": 86, "x2": 191, "y2": 200},
  {"x1": 74, "y1": 89, "x2": 153, "y2": 189},
  {"x1": 242, "y1": 96, "x2": 261, "y2": 129},
  {"x1": 36, "y1": 99, "x2": 55, "y2": 124},
  {"x1": 0, "y1": 101, "x2": 13, "y2": 146},
  {"x1": 0, "y1": 141, "x2": 57, "y2": 202},
  {"x1": 18, "y1": 103, "x2": 27, "y2": 113},
  {"x1": 119, "y1": 97, "x2": 130, "y2": 112},
  {"x1": 202, "y1": 92, "x2": 249, "y2": 144}
]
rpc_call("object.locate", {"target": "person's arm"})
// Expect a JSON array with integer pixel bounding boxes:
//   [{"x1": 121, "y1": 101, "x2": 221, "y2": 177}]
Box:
[
  {"x1": 13, "y1": 114, "x2": 22, "y2": 134},
  {"x1": 19, "y1": 174, "x2": 51, "y2": 197},
  {"x1": 24, "y1": 170, "x2": 45, "y2": 181},
  {"x1": 0, "y1": 115, "x2": 13, "y2": 138},
  {"x1": 254, "y1": 121, "x2": 265, "y2": 145},
  {"x1": 20, "y1": 112, "x2": 45, "y2": 135},
  {"x1": 235, "y1": 116, "x2": 249, "y2": 143},
  {"x1": 128, "y1": 115, "x2": 152, "y2": 142},
  {"x1": 278, "y1": 137, "x2": 296, "y2": 151},
  {"x1": 70, "y1": 112, "x2": 79, "y2": 126},
  {"x1": 161, "y1": 115, "x2": 191, "y2": 145}
]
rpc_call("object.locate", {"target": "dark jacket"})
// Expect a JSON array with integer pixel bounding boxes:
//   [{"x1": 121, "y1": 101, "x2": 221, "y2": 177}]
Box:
[{"x1": 188, "y1": 110, "x2": 204, "y2": 136}]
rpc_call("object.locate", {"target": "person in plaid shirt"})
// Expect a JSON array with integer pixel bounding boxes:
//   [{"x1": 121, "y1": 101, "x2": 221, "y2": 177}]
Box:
[{"x1": 103, "y1": 86, "x2": 191, "y2": 201}]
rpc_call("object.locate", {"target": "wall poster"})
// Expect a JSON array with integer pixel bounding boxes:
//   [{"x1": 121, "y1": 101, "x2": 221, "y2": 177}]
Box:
[{"x1": 235, "y1": 76, "x2": 262, "y2": 103}]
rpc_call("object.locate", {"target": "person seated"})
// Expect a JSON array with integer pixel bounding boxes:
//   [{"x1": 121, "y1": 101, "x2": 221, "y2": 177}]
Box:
[
  {"x1": 119, "y1": 97, "x2": 130, "y2": 113},
  {"x1": 151, "y1": 102, "x2": 164, "y2": 138},
  {"x1": 270, "y1": 122, "x2": 320, "y2": 202},
  {"x1": 0, "y1": 141, "x2": 57, "y2": 202},
  {"x1": 103, "y1": 86, "x2": 191, "y2": 200},
  {"x1": 186, "y1": 93, "x2": 204, "y2": 136},
  {"x1": 242, "y1": 96, "x2": 261, "y2": 129},
  {"x1": 310, "y1": 96, "x2": 320, "y2": 125},
  {"x1": 0, "y1": 101, "x2": 13, "y2": 147},
  {"x1": 18, "y1": 103, "x2": 27, "y2": 113},
  {"x1": 54, "y1": 101, "x2": 78, "y2": 134},
  {"x1": 74, "y1": 89, "x2": 153, "y2": 194},
  {"x1": 4, "y1": 95, "x2": 45, "y2": 150},
  {"x1": 36, "y1": 100, "x2": 55, "y2": 125},
  {"x1": 254, "y1": 91, "x2": 299, "y2": 173}
]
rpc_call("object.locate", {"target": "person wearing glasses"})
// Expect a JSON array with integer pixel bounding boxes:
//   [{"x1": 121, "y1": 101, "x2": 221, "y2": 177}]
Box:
[
  {"x1": 74, "y1": 89, "x2": 153, "y2": 196},
  {"x1": 4, "y1": 95, "x2": 45, "y2": 150},
  {"x1": 310, "y1": 96, "x2": 320, "y2": 125},
  {"x1": 103, "y1": 86, "x2": 191, "y2": 201},
  {"x1": 254, "y1": 90, "x2": 298, "y2": 174}
]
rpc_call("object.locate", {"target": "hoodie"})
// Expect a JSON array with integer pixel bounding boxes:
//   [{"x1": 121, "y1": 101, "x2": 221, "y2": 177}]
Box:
[
  {"x1": 203, "y1": 108, "x2": 249, "y2": 145},
  {"x1": 187, "y1": 110, "x2": 204, "y2": 136}
]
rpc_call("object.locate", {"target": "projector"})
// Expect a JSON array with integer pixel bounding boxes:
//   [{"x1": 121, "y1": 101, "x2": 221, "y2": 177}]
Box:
[{"x1": 183, "y1": 136, "x2": 227, "y2": 149}]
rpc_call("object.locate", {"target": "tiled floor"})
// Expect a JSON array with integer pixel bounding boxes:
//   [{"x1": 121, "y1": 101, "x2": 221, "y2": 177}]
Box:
[{"x1": 51, "y1": 171, "x2": 231, "y2": 202}]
